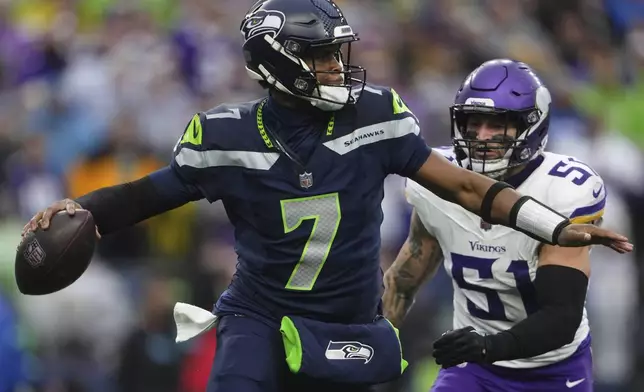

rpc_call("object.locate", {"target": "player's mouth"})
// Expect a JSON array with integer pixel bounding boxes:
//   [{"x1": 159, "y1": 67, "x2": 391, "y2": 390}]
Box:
[
  {"x1": 473, "y1": 145, "x2": 504, "y2": 160},
  {"x1": 324, "y1": 78, "x2": 344, "y2": 86},
  {"x1": 319, "y1": 72, "x2": 345, "y2": 86}
]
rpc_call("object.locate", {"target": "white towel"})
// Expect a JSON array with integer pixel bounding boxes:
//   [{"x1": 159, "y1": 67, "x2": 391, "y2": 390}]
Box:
[{"x1": 173, "y1": 302, "x2": 218, "y2": 343}]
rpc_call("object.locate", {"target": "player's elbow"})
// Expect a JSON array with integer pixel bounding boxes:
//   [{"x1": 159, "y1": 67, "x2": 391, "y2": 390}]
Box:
[
  {"x1": 452, "y1": 169, "x2": 497, "y2": 215},
  {"x1": 411, "y1": 153, "x2": 477, "y2": 207},
  {"x1": 523, "y1": 304, "x2": 582, "y2": 356},
  {"x1": 445, "y1": 166, "x2": 476, "y2": 200},
  {"x1": 554, "y1": 306, "x2": 583, "y2": 346},
  {"x1": 534, "y1": 265, "x2": 588, "y2": 349}
]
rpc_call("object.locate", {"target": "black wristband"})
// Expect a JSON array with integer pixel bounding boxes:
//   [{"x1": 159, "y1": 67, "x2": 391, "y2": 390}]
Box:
[
  {"x1": 551, "y1": 220, "x2": 571, "y2": 246},
  {"x1": 481, "y1": 181, "x2": 513, "y2": 223}
]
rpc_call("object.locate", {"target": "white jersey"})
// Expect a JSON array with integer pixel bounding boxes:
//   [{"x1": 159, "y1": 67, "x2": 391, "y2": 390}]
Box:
[{"x1": 405, "y1": 149, "x2": 606, "y2": 369}]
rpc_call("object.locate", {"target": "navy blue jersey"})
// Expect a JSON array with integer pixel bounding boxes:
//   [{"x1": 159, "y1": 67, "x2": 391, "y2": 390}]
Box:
[{"x1": 171, "y1": 85, "x2": 431, "y2": 326}]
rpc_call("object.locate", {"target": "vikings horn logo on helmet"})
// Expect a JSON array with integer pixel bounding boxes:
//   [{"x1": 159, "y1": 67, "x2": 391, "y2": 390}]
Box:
[{"x1": 241, "y1": 10, "x2": 286, "y2": 42}]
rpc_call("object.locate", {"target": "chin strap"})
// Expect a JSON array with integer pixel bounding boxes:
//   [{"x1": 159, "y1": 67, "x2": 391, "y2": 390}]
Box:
[{"x1": 306, "y1": 85, "x2": 350, "y2": 112}]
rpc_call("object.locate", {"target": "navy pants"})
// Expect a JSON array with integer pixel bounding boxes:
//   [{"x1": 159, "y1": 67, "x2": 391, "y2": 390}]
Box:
[{"x1": 207, "y1": 314, "x2": 376, "y2": 392}]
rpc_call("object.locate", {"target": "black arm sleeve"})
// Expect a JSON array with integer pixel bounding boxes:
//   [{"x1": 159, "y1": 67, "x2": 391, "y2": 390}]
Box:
[
  {"x1": 75, "y1": 166, "x2": 204, "y2": 235},
  {"x1": 484, "y1": 264, "x2": 588, "y2": 362}
]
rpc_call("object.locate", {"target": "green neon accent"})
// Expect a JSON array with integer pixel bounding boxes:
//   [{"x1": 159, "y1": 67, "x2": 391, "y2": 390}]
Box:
[
  {"x1": 280, "y1": 193, "x2": 341, "y2": 291},
  {"x1": 391, "y1": 88, "x2": 412, "y2": 115},
  {"x1": 280, "y1": 316, "x2": 303, "y2": 373},
  {"x1": 181, "y1": 113, "x2": 203, "y2": 146},
  {"x1": 256, "y1": 99, "x2": 335, "y2": 148},
  {"x1": 384, "y1": 318, "x2": 409, "y2": 374},
  {"x1": 256, "y1": 99, "x2": 274, "y2": 149},
  {"x1": 326, "y1": 113, "x2": 335, "y2": 136}
]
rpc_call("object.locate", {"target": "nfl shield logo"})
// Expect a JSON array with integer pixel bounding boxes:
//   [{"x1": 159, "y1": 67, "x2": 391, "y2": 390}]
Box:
[
  {"x1": 299, "y1": 172, "x2": 313, "y2": 189},
  {"x1": 23, "y1": 238, "x2": 46, "y2": 268},
  {"x1": 480, "y1": 219, "x2": 492, "y2": 231}
]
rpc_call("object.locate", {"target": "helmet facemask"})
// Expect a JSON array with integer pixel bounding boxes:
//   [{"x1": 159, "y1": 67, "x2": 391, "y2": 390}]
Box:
[
  {"x1": 449, "y1": 61, "x2": 552, "y2": 177},
  {"x1": 240, "y1": 3, "x2": 367, "y2": 112},
  {"x1": 451, "y1": 106, "x2": 539, "y2": 179},
  {"x1": 301, "y1": 41, "x2": 366, "y2": 111},
  {"x1": 247, "y1": 33, "x2": 366, "y2": 111}
]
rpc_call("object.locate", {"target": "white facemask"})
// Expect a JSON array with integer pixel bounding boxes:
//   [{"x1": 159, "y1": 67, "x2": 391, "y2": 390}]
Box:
[{"x1": 306, "y1": 85, "x2": 350, "y2": 111}]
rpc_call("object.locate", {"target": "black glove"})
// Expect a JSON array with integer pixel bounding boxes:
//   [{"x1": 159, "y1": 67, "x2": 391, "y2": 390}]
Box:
[{"x1": 432, "y1": 326, "x2": 488, "y2": 368}]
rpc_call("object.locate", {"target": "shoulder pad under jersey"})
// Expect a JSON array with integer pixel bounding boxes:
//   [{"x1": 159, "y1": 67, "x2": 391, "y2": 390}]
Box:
[
  {"x1": 536, "y1": 152, "x2": 606, "y2": 225},
  {"x1": 172, "y1": 99, "x2": 280, "y2": 175},
  {"x1": 353, "y1": 84, "x2": 419, "y2": 127},
  {"x1": 432, "y1": 146, "x2": 458, "y2": 164},
  {"x1": 177, "y1": 101, "x2": 261, "y2": 152}
]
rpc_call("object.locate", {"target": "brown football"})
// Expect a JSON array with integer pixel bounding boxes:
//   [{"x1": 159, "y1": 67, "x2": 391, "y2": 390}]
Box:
[{"x1": 15, "y1": 210, "x2": 96, "y2": 295}]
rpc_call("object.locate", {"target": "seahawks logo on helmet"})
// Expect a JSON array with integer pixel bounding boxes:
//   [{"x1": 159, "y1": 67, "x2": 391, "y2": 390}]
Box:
[
  {"x1": 241, "y1": 10, "x2": 286, "y2": 42},
  {"x1": 325, "y1": 341, "x2": 374, "y2": 364}
]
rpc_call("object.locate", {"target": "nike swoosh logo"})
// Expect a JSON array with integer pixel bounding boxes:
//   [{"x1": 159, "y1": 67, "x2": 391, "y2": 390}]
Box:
[
  {"x1": 566, "y1": 378, "x2": 586, "y2": 388},
  {"x1": 592, "y1": 185, "x2": 603, "y2": 198}
]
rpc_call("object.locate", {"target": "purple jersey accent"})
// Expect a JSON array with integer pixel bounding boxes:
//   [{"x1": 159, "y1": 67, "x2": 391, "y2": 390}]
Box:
[{"x1": 431, "y1": 335, "x2": 593, "y2": 392}]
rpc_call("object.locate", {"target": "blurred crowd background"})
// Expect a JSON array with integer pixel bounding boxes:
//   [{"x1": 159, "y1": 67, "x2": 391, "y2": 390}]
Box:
[{"x1": 0, "y1": 0, "x2": 643, "y2": 391}]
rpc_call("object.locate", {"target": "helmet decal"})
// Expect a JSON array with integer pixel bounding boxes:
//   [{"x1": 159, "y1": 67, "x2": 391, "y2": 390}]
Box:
[{"x1": 241, "y1": 10, "x2": 286, "y2": 42}]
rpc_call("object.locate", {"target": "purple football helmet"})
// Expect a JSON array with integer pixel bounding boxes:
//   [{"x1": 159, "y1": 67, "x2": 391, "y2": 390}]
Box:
[{"x1": 450, "y1": 59, "x2": 551, "y2": 178}]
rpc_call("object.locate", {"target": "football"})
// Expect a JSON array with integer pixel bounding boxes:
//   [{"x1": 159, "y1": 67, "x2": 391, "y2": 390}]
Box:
[{"x1": 15, "y1": 209, "x2": 97, "y2": 295}]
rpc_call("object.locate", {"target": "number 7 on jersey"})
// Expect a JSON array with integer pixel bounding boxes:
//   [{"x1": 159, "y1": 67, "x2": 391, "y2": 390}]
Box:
[{"x1": 280, "y1": 193, "x2": 341, "y2": 291}]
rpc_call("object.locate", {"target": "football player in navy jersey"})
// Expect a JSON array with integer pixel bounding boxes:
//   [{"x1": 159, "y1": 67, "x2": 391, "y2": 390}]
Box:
[{"x1": 23, "y1": 1, "x2": 631, "y2": 392}]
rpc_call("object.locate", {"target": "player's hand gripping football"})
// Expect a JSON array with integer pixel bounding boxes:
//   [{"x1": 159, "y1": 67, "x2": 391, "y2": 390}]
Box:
[
  {"x1": 22, "y1": 199, "x2": 101, "y2": 239},
  {"x1": 433, "y1": 326, "x2": 488, "y2": 368},
  {"x1": 557, "y1": 224, "x2": 632, "y2": 253}
]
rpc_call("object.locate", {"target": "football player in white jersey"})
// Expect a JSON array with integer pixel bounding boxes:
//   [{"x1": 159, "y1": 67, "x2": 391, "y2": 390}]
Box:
[{"x1": 383, "y1": 59, "x2": 608, "y2": 391}]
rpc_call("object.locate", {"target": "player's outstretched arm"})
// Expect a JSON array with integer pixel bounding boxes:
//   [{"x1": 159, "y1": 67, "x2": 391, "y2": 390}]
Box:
[
  {"x1": 433, "y1": 245, "x2": 590, "y2": 367},
  {"x1": 383, "y1": 210, "x2": 443, "y2": 328},
  {"x1": 22, "y1": 166, "x2": 203, "y2": 237},
  {"x1": 411, "y1": 153, "x2": 632, "y2": 253}
]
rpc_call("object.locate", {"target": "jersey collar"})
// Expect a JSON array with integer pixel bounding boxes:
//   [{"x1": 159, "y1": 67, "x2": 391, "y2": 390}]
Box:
[
  {"x1": 265, "y1": 94, "x2": 331, "y2": 128},
  {"x1": 505, "y1": 154, "x2": 545, "y2": 189}
]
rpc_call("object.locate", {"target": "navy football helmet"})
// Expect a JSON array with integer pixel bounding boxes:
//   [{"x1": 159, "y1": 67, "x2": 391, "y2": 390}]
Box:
[
  {"x1": 240, "y1": 0, "x2": 366, "y2": 111},
  {"x1": 450, "y1": 59, "x2": 552, "y2": 178}
]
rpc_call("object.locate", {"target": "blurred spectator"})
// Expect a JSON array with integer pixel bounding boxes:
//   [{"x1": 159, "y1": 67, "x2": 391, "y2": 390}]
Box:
[
  {"x1": 25, "y1": 80, "x2": 108, "y2": 176},
  {"x1": 5, "y1": 133, "x2": 66, "y2": 221},
  {"x1": 117, "y1": 274, "x2": 186, "y2": 392},
  {"x1": 66, "y1": 113, "x2": 162, "y2": 264},
  {"x1": 16, "y1": 259, "x2": 133, "y2": 392},
  {"x1": 0, "y1": 292, "x2": 30, "y2": 392},
  {"x1": 178, "y1": 329, "x2": 217, "y2": 392}
]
